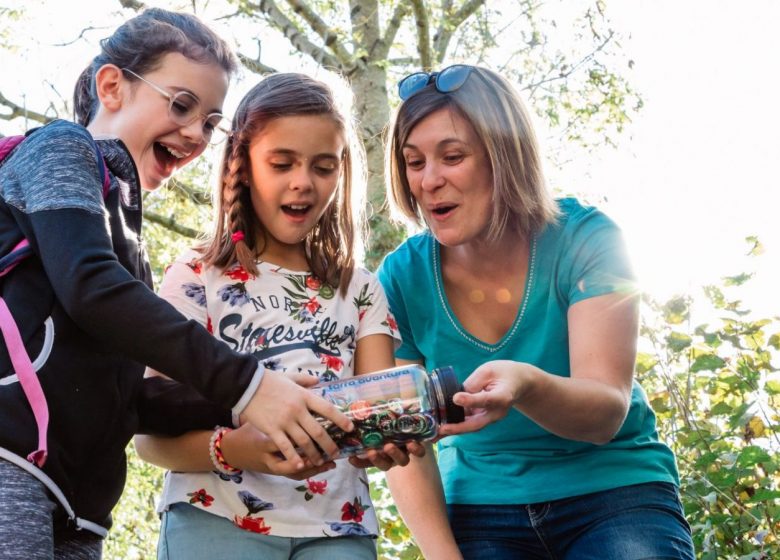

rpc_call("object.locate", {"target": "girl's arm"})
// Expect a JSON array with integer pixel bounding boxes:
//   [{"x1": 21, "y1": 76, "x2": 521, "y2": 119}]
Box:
[
  {"x1": 440, "y1": 290, "x2": 638, "y2": 444},
  {"x1": 384, "y1": 359, "x2": 463, "y2": 560},
  {"x1": 134, "y1": 369, "x2": 335, "y2": 479}
]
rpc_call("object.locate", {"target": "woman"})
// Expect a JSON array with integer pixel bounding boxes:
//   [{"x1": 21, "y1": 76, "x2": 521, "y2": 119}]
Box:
[{"x1": 377, "y1": 64, "x2": 694, "y2": 559}]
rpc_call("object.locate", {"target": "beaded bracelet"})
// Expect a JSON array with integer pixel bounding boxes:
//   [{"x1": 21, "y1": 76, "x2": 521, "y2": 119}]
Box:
[{"x1": 208, "y1": 426, "x2": 242, "y2": 475}]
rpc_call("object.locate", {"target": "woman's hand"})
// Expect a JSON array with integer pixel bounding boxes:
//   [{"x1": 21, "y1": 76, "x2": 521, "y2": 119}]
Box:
[
  {"x1": 438, "y1": 360, "x2": 528, "y2": 436},
  {"x1": 348, "y1": 441, "x2": 426, "y2": 471}
]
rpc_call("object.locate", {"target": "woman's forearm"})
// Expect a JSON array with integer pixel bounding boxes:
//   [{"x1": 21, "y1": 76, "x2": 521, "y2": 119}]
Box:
[
  {"x1": 385, "y1": 448, "x2": 462, "y2": 560},
  {"x1": 515, "y1": 363, "x2": 630, "y2": 444}
]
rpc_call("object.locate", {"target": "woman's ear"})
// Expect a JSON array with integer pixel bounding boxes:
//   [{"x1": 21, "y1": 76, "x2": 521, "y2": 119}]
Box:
[{"x1": 93, "y1": 64, "x2": 126, "y2": 113}]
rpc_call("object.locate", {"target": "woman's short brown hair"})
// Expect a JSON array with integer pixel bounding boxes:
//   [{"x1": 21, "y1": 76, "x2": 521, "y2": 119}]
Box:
[{"x1": 386, "y1": 66, "x2": 558, "y2": 241}]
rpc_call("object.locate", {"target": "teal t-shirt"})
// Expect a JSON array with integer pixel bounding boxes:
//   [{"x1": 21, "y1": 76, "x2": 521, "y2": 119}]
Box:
[{"x1": 377, "y1": 198, "x2": 679, "y2": 504}]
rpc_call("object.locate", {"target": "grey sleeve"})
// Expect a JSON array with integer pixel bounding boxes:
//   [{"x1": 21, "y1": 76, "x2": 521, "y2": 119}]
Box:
[{"x1": 3, "y1": 122, "x2": 105, "y2": 215}]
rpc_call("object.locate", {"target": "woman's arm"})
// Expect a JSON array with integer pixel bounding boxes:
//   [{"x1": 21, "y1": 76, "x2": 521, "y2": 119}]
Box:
[
  {"x1": 441, "y1": 291, "x2": 638, "y2": 444},
  {"x1": 384, "y1": 358, "x2": 463, "y2": 560}
]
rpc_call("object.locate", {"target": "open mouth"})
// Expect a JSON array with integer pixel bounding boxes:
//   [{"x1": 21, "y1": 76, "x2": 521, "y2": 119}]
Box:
[
  {"x1": 282, "y1": 204, "x2": 312, "y2": 218},
  {"x1": 432, "y1": 204, "x2": 457, "y2": 216},
  {"x1": 153, "y1": 142, "x2": 187, "y2": 172}
]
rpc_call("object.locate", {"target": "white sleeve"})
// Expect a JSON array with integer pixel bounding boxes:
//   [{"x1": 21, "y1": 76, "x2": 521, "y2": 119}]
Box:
[
  {"x1": 157, "y1": 252, "x2": 209, "y2": 329},
  {"x1": 354, "y1": 269, "x2": 402, "y2": 349}
]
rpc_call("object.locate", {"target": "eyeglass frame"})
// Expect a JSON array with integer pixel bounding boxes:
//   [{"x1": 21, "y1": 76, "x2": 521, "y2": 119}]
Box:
[
  {"x1": 120, "y1": 68, "x2": 230, "y2": 143},
  {"x1": 397, "y1": 64, "x2": 487, "y2": 101}
]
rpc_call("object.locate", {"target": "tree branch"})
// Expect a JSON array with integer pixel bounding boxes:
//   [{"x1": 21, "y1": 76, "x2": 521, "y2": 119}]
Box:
[
  {"x1": 238, "y1": 50, "x2": 278, "y2": 75},
  {"x1": 118, "y1": 0, "x2": 145, "y2": 11},
  {"x1": 52, "y1": 25, "x2": 111, "y2": 47},
  {"x1": 524, "y1": 30, "x2": 615, "y2": 95},
  {"x1": 433, "y1": 0, "x2": 486, "y2": 63},
  {"x1": 410, "y1": 0, "x2": 432, "y2": 71},
  {"x1": 377, "y1": 2, "x2": 410, "y2": 59},
  {"x1": 167, "y1": 178, "x2": 212, "y2": 206},
  {"x1": 284, "y1": 0, "x2": 353, "y2": 65},
  {"x1": 246, "y1": 0, "x2": 342, "y2": 70},
  {"x1": 144, "y1": 210, "x2": 201, "y2": 239},
  {"x1": 0, "y1": 92, "x2": 51, "y2": 125}
]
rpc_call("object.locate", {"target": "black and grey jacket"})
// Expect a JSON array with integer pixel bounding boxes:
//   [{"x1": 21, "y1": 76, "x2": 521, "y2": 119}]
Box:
[{"x1": 0, "y1": 120, "x2": 259, "y2": 534}]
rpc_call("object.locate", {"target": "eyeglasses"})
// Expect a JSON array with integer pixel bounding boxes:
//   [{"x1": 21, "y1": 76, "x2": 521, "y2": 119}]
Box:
[
  {"x1": 121, "y1": 68, "x2": 229, "y2": 144},
  {"x1": 397, "y1": 64, "x2": 478, "y2": 101}
]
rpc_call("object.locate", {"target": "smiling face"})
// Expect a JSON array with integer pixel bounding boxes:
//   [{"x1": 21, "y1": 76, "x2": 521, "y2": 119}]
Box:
[
  {"x1": 110, "y1": 52, "x2": 229, "y2": 191},
  {"x1": 402, "y1": 107, "x2": 494, "y2": 248},
  {"x1": 246, "y1": 114, "x2": 345, "y2": 268}
]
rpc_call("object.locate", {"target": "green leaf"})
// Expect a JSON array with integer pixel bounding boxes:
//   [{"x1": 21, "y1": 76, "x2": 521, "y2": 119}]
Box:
[
  {"x1": 745, "y1": 235, "x2": 765, "y2": 256},
  {"x1": 765, "y1": 380, "x2": 780, "y2": 395},
  {"x1": 691, "y1": 354, "x2": 726, "y2": 372},
  {"x1": 736, "y1": 446, "x2": 771, "y2": 468},
  {"x1": 748, "y1": 489, "x2": 780, "y2": 502},
  {"x1": 666, "y1": 331, "x2": 693, "y2": 352},
  {"x1": 635, "y1": 352, "x2": 657, "y2": 374},
  {"x1": 709, "y1": 402, "x2": 732, "y2": 416},
  {"x1": 723, "y1": 273, "x2": 753, "y2": 287},
  {"x1": 662, "y1": 296, "x2": 689, "y2": 324}
]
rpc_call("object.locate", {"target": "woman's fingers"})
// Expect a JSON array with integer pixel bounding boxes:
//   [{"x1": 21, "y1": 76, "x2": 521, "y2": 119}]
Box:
[{"x1": 438, "y1": 411, "x2": 493, "y2": 436}]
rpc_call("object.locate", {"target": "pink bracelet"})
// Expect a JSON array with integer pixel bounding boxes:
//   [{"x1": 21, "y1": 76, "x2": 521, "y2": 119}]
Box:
[{"x1": 208, "y1": 427, "x2": 242, "y2": 475}]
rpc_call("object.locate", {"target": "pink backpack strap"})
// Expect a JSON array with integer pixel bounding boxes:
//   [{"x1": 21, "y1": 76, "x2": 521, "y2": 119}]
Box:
[
  {"x1": 0, "y1": 296, "x2": 49, "y2": 467},
  {"x1": 0, "y1": 132, "x2": 109, "y2": 469},
  {"x1": 0, "y1": 239, "x2": 49, "y2": 466},
  {"x1": 0, "y1": 136, "x2": 25, "y2": 162}
]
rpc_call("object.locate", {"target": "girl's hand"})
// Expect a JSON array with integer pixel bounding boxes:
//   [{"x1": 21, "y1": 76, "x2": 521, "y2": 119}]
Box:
[
  {"x1": 241, "y1": 371, "x2": 354, "y2": 469},
  {"x1": 223, "y1": 423, "x2": 336, "y2": 481},
  {"x1": 438, "y1": 360, "x2": 527, "y2": 436},
  {"x1": 347, "y1": 441, "x2": 426, "y2": 471}
]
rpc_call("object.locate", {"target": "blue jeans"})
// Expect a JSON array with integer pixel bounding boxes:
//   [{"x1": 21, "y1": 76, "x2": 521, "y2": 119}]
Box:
[
  {"x1": 158, "y1": 502, "x2": 376, "y2": 560},
  {"x1": 447, "y1": 482, "x2": 694, "y2": 560}
]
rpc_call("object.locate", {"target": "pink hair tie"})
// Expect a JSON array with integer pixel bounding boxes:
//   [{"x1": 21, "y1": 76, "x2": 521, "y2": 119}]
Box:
[{"x1": 231, "y1": 231, "x2": 245, "y2": 244}]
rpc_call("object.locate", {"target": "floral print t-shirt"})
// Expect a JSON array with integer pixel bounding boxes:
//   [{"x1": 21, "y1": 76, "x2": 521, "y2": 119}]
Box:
[{"x1": 156, "y1": 250, "x2": 400, "y2": 538}]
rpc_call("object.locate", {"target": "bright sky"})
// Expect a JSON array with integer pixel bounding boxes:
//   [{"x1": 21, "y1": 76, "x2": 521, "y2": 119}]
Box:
[
  {"x1": 3, "y1": 0, "x2": 778, "y2": 317},
  {"x1": 556, "y1": 1, "x2": 780, "y2": 316}
]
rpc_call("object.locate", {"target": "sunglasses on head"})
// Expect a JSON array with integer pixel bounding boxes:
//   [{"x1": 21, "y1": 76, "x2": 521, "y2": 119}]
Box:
[{"x1": 397, "y1": 64, "x2": 478, "y2": 101}]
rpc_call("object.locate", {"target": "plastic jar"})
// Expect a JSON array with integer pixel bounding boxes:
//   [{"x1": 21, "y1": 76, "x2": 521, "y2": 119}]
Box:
[{"x1": 312, "y1": 364, "x2": 464, "y2": 457}]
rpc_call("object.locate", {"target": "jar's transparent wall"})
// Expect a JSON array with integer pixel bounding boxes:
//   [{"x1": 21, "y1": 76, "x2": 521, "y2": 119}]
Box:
[{"x1": 312, "y1": 365, "x2": 462, "y2": 457}]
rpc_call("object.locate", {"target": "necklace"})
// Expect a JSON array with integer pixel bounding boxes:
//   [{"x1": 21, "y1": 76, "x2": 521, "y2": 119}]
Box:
[{"x1": 431, "y1": 235, "x2": 537, "y2": 353}]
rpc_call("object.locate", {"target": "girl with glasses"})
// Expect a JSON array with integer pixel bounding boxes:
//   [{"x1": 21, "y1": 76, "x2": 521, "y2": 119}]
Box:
[
  {"x1": 378, "y1": 65, "x2": 695, "y2": 559},
  {"x1": 135, "y1": 72, "x2": 419, "y2": 560},
  {"x1": 0, "y1": 9, "x2": 351, "y2": 558}
]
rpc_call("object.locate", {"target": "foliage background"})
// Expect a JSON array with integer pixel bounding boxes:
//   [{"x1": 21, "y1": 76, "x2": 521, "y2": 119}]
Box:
[{"x1": 0, "y1": 1, "x2": 778, "y2": 558}]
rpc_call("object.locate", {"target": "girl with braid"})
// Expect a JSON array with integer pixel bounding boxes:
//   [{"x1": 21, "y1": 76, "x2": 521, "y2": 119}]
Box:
[
  {"x1": 135, "y1": 73, "x2": 419, "y2": 560},
  {"x1": 0, "y1": 9, "x2": 352, "y2": 559}
]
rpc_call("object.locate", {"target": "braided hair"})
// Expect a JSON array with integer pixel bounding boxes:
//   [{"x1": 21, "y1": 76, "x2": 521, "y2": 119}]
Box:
[{"x1": 200, "y1": 73, "x2": 366, "y2": 296}]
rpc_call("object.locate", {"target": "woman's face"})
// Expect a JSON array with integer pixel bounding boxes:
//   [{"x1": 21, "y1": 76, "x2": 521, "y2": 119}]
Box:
[{"x1": 402, "y1": 107, "x2": 493, "y2": 248}]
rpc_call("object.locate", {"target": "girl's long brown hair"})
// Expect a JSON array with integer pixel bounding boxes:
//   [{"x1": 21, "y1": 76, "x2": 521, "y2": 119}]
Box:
[{"x1": 200, "y1": 73, "x2": 366, "y2": 295}]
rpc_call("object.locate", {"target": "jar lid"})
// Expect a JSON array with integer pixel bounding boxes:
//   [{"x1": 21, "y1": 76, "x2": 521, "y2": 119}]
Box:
[{"x1": 432, "y1": 366, "x2": 465, "y2": 424}]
